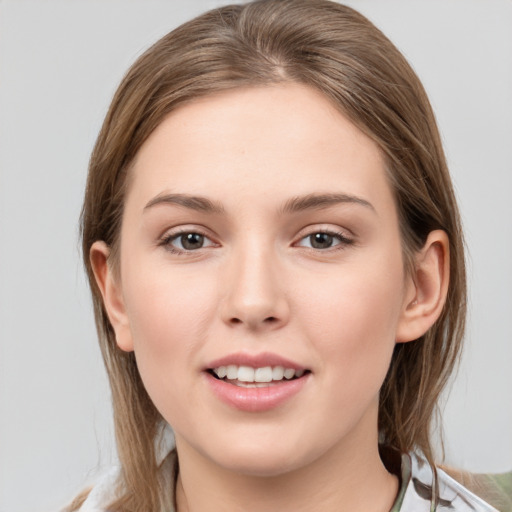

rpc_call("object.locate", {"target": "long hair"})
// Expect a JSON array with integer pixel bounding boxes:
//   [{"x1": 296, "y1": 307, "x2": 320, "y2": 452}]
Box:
[{"x1": 78, "y1": 1, "x2": 466, "y2": 509}]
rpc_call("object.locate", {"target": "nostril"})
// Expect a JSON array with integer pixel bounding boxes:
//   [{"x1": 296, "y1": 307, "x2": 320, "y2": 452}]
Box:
[{"x1": 226, "y1": 315, "x2": 282, "y2": 328}]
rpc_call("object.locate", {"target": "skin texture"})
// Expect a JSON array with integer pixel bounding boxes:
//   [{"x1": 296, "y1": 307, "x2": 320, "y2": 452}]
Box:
[{"x1": 91, "y1": 84, "x2": 449, "y2": 512}]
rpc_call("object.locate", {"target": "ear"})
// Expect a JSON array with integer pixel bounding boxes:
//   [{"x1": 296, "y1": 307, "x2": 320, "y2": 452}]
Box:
[
  {"x1": 90, "y1": 241, "x2": 134, "y2": 352},
  {"x1": 396, "y1": 230, "x2": 450, "y2": 343}
]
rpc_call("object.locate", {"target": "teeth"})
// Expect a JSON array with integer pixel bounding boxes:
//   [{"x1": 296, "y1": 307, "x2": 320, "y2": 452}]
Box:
[
  {"x1": 272, "y1": 366, "x2": 285, "y2": 380},
  {"x1": 233, "y1": 381, "x2": 275, "y2": 388},
  {"x1": 226, "y1": 365, "x2": 238, "y2": 379},
  {"x1": 254, "y1": 367, "x2": 272, "y2": 382},
  {"x1": 215, "y1": 366, "x2": 227, "y2": 379},
  {"x1": 283, "y1": 368, "x2": 295, "y2": 380},
  {"x1": 238, "y1": 366, "x2": 254, "y2": 382},
  {"x1": 212, "y1": 365, "x2": 306, "y2": 383}
]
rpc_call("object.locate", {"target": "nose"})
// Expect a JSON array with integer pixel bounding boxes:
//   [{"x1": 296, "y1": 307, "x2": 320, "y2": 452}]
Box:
[{"x1": 219, "y1": 243, "x2": 290, "y2": 331}]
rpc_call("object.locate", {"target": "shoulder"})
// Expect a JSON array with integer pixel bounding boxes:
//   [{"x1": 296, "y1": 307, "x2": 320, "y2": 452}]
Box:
[
  {"x1": 441, "y1": 467, "x2": 512, "y2": 512},
  {"x1": 436, "y1": 467, "x2": 501, "y2": 511},
  {"x1": 68, "y1": 467, "x2": 119, "y2": 512},
  {"x1": 398, "y1": 452, "x2": 502, "y2": 511},
  {"x1": 67, "y1": 450, "x2": 178, "y2": 512}
]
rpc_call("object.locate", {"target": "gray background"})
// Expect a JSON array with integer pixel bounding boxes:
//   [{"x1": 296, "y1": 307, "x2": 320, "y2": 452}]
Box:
[{"x1": 0, "y1": 1, "x2": 511, "y2": 510}]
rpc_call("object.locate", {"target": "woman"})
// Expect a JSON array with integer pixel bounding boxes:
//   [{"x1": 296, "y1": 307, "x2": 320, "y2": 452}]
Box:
[{"x1": 67, "y1": 0, "x2": 507, "y2": 510}]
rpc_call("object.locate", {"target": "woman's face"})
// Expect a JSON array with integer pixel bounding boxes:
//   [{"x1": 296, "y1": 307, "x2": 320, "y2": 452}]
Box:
[{"x1": 108, "y1": 84, "x2": 415, "y2": 476}]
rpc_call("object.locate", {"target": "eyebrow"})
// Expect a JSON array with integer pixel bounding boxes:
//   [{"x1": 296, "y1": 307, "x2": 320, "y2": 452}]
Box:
[
  {"x1": 144, "y1": 193, "x2": 225, "y2": 214},
  {"x1": 280, "y1": 193, "x2": 376, "y2": 214},
  {"x1": 143, "y1": 191, "x2": 375, "y2": 216}
]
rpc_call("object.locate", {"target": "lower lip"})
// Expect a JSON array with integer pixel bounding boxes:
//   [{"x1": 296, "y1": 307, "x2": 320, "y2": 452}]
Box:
[{"x1": 204, "y1": 372, "x2": 310, "y2": 412}]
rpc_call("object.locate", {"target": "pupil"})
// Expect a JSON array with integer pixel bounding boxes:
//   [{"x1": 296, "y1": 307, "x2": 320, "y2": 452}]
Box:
[
  {"x1": 182, "y1": 233, "x2": 204, "y2": 250},
  {"x1": 311, "y1": 233, "x2": 333, "y2": 249}
]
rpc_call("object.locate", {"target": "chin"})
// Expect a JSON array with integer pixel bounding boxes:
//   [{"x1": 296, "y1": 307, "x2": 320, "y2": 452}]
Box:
[
  {"x1": 218, "y1": 455, "x2": 302, "y2": 478},
  {"x1": 202, "y1": 437, "x2": 316, "y2": 478}
]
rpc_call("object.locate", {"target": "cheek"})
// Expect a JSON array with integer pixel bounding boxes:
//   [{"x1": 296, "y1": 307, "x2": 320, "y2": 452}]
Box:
[
  {"x1": 298, "y1": 257, "x2": 404, "y2": 397},
  {"x1": 124, "y1": 256, "x2": 217, "y2": 338},
  {"x1": 121, "y1": 262, "x2": 217, "y2": 410}
]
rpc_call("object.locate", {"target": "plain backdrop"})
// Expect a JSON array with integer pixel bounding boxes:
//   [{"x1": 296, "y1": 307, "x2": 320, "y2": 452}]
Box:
[{"x1": 0, "y1": 1, "x2": 511, "y2": 510}]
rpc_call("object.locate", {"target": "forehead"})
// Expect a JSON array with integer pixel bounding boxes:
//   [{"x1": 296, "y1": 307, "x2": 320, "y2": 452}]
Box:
[{"x1": 127, "y1": 84, "x2": 392, "y2": 215}]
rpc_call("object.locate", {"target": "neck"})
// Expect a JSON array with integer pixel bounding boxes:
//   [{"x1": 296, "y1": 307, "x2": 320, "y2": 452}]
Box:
[{"x1": 174, "y1": 427, "x2": 398, "y2": 512}]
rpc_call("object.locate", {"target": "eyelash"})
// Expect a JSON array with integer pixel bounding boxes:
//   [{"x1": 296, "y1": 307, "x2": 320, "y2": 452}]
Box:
[
  {"x1": 158, "y1": 228, "x2": 354, "y2": 255},
  {"x1": 158, "y1": 228, "x2": 216, "y2": 255},
  {"x1": 295, "y1": 230, "x2": 354, "y2": 251}
]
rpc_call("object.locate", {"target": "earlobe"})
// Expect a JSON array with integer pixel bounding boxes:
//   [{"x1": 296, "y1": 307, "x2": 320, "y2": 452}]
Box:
[
  {"x1": 396, "y1": 230, "x2": 450, "y2": 343},
  {"x1": 90, "y1": 241, "x2": 134, "y2": 352}
]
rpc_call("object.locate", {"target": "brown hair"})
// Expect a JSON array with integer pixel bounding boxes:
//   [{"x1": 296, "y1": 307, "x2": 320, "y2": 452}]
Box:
[{"x1": 77, "y1": 0, "x2": 466, "y2": 509}]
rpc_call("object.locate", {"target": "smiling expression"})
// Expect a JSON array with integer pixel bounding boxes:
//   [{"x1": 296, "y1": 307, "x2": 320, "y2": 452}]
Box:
[{"x1": 105, "y1": 84, "x2": 415, "y2": 476}]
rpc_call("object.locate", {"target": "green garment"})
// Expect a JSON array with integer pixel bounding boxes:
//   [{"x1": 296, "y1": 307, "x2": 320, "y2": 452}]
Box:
[{"x1": 389, "y1": 450, "x2": 511, "y2": 511}]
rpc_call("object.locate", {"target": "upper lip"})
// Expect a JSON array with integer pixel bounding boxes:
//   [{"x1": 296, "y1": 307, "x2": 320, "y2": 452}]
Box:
[{"x1": 205, "y1": 352, "x2": 307, "y2": 371}]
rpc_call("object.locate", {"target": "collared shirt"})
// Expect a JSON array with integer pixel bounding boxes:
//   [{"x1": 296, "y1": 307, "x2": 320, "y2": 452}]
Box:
[{"x1": 393, "y1": 452, "x2": 499, "y2": 511}]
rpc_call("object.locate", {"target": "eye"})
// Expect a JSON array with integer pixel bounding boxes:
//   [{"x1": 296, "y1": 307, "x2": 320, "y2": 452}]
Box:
[
  {"x1": 161, "y1": 230, "x2": 216, "y2": 253},
  {"x1": 296, "y1": 231, "x2": 352, "y2": 250}
]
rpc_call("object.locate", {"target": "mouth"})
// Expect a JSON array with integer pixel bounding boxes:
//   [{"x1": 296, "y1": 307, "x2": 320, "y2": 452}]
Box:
[
  {"x1": 207, "y1": 365, "x2": 310, "y2": 388},
  {"x1": 204, "y1": 353, "x2": 311, "y2": 411}
]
